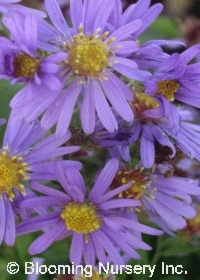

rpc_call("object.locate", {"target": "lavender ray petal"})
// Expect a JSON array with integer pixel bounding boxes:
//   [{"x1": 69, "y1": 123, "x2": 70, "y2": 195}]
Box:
[{"x1": 70, "y1": 233, "x2": 83, "y2": 265}]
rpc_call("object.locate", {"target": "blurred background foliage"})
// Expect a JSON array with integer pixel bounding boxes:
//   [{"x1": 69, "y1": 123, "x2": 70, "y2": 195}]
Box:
[{"x1": 1, "y1": 0, "x2": 200, "y2": 279}]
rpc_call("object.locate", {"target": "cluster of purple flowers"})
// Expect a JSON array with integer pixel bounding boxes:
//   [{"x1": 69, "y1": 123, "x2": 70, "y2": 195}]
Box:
[{"x1": 1, "y1": 0, "x2": 200, "y2": 270}]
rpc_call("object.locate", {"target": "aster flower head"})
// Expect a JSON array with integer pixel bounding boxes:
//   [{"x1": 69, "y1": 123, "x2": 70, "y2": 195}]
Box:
[
  {"x1": 94, "y1": 92, "x2": 179, "y2": 168},
  {"x1": 0, "y1": 12, "x2": 66, "y2": 89},
  {"x1": 110, "y1": 164, "x2": 200, "y2": 235},
  {"x1": 144, "y1": 45, "x2": 200, "y2": 108},
  {"x1": 108, "y1": 0, "x2": 163, "y2": 39},
  {"x1": 1, "y1": 11, "x2": 67, "y2": 123},
  {"x1": 108, "y1": 0, "x2": 187, "y2": 74},
  {"x1": 161, "y1": 105, "x2": 200, "y2": 163},
  {"x1": 14, "y1": 0, "x2": 158, "y2": 136},
  {"x1": 0, "y1": 113, "x2": 81, "y2": 246},
  {"x1": 17, "y1": 159, "x2": 162, "y2": 265}
]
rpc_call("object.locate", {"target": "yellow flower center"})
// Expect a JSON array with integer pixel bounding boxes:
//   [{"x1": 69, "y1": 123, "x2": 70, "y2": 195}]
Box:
[
  {"x1": 156, "y1": 80, "x2": 180, "y2": 102},
  {"x1": 65, "y1": 25, "x2": 116, "y2": 78},
  {"x1": 13, "y1": 52, "x2": 40, "y2": 79},
  {"x1": 111, "y1": 169, "x2": 149, "y2": 200},
  {"x1": 132, "y1": 92, "x2": 159, "y2": 118},
  {"x1": 61, "y1": 202, "x2": 101, "y2": 235},
  {"x1": 0, "y1": 147, "x2": 30, "y2": 200}
]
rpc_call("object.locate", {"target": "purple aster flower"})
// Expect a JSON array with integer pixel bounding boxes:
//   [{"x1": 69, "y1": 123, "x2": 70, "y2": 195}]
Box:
[
  {"x1": 108, "y1": 0, "x2": 186, "y2": 74},
  {"x1": 12, "y1": 0, "x2": 155, "y2": 136},
  {"x1": 17, "y1": 159, "x2": 162, "y2": 265},
  {"x1": 110, "y1": 164, "x2": 200, "y2": 235},
  {"x1": 2, "y1": 14, "x2": 63, "y2": 84},
  {"x1": 108, "y1": 0, "x2": 163, "y2": 39},
  {"x1": 144, "y1": 45, "x2": 200, "y2": 108},
  {"x1": 94, "y1": 92, "x2": 179, "y2": 168},
  {"x1": 0, "y1": 113, "x2": 81, "y2": 246},
  {"x1": 0, "y1": 12, "x2": 66, "y2": 90},
  {"x1": 93, "y1": 116, "x2": 134, "y2": 162},
  {"x1": 160, "y1": 105, "x2": 200, "y2": 162}
]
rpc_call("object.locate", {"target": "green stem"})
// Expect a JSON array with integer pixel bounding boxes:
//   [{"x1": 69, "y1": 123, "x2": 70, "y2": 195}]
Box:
[{"x1": 151, "y1": 235, "x2": 163, "y2": 266}]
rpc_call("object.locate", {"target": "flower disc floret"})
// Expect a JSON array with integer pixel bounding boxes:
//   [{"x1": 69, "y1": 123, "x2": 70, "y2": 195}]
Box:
[
  {"x1": 66, "y1": 25, "x2": 115, "y2": 78},
  {"x1": 0, "y1": 147, "x2": 29, "y2": 200},
  {"x1": 133, "y1": 92, "x2": 159, "y2": 117},
  {"x1": 13, "y1": 52, "x2": 40, "y2": 79},
  {"x1": 156, "y1": 80, "x2": 179, "y2": 102},
  {"x1": 61, "y1": 202, "x2": 101, "y2": 234},
  {"x1": 111, "y1": 169, "x2": 149, "y2": 200}
]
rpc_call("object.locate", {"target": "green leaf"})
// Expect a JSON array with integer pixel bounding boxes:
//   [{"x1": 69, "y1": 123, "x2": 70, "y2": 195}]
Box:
[
  {"x1": 0, "y1": 79, "x2": 24, "y2": 144},
  {"x1": 160, "y1": 236, "x2": 200, "y2": 257},
  {"x1": 139, "y1": 16, "x2": 181, "y2": 43},
  {"x1": 0, "y1": 80, "x2": 23, "y2": 118}
]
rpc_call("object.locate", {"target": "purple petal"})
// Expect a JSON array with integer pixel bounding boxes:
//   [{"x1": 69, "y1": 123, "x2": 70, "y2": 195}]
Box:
[
  {"x1": 0, "y1": 199, "x2": 6, "y2": 244},
  {"x1": 106, "y1": 71, "x2": 133, "y2": 101},
  {"x1": 80, "y1": 81, "x2": 96, "y2": 134},
  {"x1": 65, "y1": 168, "x2": 86, "y2": 196},
  {"x1": 17, "y1": 213, "x2": 61, "y2": 235},
  {"x1": 29, "y1": 221, "x2": 65, "y2": 254},
  {"x1": 89, "y1": 159, "x2": 119, "y2": 200},
  {"x1": 109, "y1": 20, "x2": 142, "y2": 42},
  {"x1": 45, "y1": 0, "x2": 71, "y2": 38},
  {"x1": 108, "y1": 0, "x2": 122, "y2": 29},
  {"x1": 114, "y1": 41, "x2": 138, "y2": 54},
  {"x1": 96, "y1": 181, "x2": 134, "y2": 204},
  {"x1": 30, "y1": 181, "x2": 71, "y2": 200},
  {"x1": 83, "y1": 236, "x2": 95, "y2": 266},
  {"x1": 101, "y1": 77, "x2": 134, "y2": 122},
  {"x1": 70, "y1": 0, "x2": 83, "y2": 30},
  {"x1": 140, "y1": 127, "x2": 155, "y2": 168},
  {"x1": 56, "y1": 82, "x2": 81, "y2": 137},
  {"x1": 180, "y1": 45, "x2": 200, "y2": 64},
  {"x1": 123, "y1": 0, "x2": 150, "y2": 22},
  {"x1": 93, "y1": 229, "x2": 124, "y2": 265},
  {"x1": 41, "y1": 93, "x2": 66, "y2": 131},
  {"x1": 104, "y1": 228, "x2": 141, "y2": 259},
  {"x1": 91, "y1": 233, "x2": 107, "y2": 264},
  {"x1": 65, "y1": 185, "x2": 85, "y2": 203},
  {"x1": 70, "y1": 233, "x2": 83, "y2": 265},
  {"x1": 20, "y1": 196, "x2": 66, "y2": 209},
  {"x1": 155, "y1": 192, "x2": 196, "y2": 219},
  {"x1": 147, "y1": 198, "x2": 186, "y2": 230},
  {"x1": 94, "y1": 0, "x2": 114, "y2": 31},
  {"x1": 100, "y1": 198, "x2": 141, "y2": 210},
  {"x1": 120, "y1": 230, "x2": 151, "y2": 250},
  {"x1": 24, "y1": 15, "x2": 37, "y2": 52},
  {"x1": 110, "y1": 216, "x2": 162, "y2": 235},
  {"x1": 93, "y1": 81, "x2": 118, "y2": 132},
  {"x1": 135, "y1": 4, "x2": 163, "y2": 37},
  {"x1": 83, "y1": 0, "x2": 100, "y2": 32}
]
